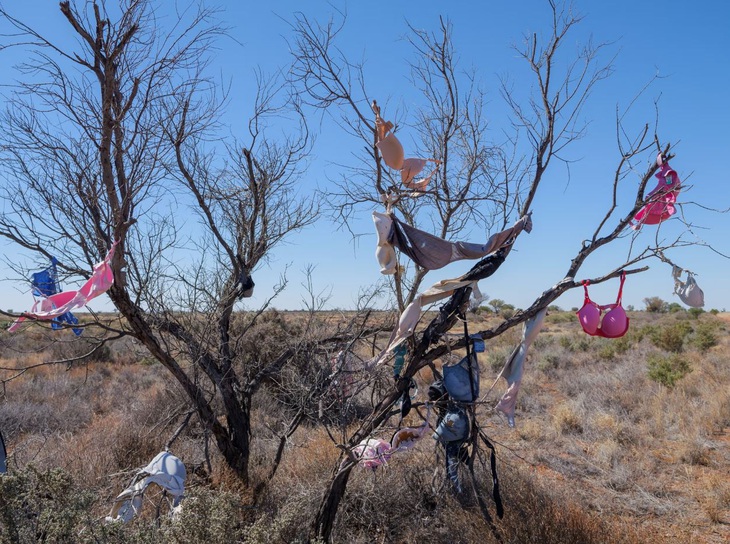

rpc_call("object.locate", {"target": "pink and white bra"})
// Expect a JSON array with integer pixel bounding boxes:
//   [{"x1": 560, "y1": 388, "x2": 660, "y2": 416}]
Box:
[{"x1": 577, "y1": 272, "x2": 629, "y2": 338}]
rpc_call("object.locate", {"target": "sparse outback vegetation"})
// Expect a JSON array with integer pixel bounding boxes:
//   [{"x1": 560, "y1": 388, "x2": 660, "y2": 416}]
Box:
[
  {"x1": 0, "y1": 1, "x2": 728, "y2": 543},
  {"x1": 1, "y1": 309, "x2": 729, "y2": 543}
]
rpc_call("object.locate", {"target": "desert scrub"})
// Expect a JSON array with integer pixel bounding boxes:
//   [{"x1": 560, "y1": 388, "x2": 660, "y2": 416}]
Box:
[
  {"x1": 545, "y1": 311, "x2": 576, "y2": 324},
  {"x1": 0, "y1": 466, "x2": 97, "y2": 544},
  {"x1": 552, "y1": 401, "x2": 584, "y2": 434},
  {"x1": 558, "y1": 335, "x2": 592, "y2": 353},
  {"x1": 163, "y1": 487, "x2": 248, "y2": 544},
  {"x1": 688, "y1": 307, "x2": 705, "y2": 319},
  {"x1": 497, "y1": 466, "x2": 646, "y2": 544},
  {"x1": 536, "y1": 351, "x2": 561, "y2": 371},
  {"x1": 485, "y1": 344, "x2": 516, "y2": 372},
  {"x1": 690, "y1": 321, "x2": 719, "y2": 353},
  {"x1": 648, "y1": 320, "x2": 692, "y2": 353},
  {"x1": 647, "y1": 353, "x2": 692, "y2": 388},
  {"x1": 597, "y1": 340, "x2": 617, "y2": 361}
]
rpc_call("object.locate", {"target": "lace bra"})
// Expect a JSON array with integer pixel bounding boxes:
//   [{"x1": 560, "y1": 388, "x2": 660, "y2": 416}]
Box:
[{"x1": 577, "y1": 272, "x2": 629, "y2": 338}]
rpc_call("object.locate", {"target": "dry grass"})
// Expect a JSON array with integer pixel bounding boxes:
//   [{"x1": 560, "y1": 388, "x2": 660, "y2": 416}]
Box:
[
  {"x1": 1, "y1": 310, "x2": 729, "y2": 542},
  {"x1": 480, "y1": 310, "x2": 730, "y2": 542}
]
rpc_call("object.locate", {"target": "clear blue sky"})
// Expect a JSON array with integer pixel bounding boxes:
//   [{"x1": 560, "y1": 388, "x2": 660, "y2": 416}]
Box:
[{"x1": 1, "y1": 1, "x2": 729, "y2": 314}]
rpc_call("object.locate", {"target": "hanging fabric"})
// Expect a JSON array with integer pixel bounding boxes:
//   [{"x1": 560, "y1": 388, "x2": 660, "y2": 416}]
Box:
[
  {"x1": 443, "y1": 316, "x2": 481, "y2": 402},
  {"x1": 106, "y1": 451, "x2": 186, "y2": 523},
  {"x1": 576, "y1": 272, "x2": 630, "y2": 339},
  {"x1": 672, "y1": 265, "x2": 705, "y2": 308},
  {"x1": 631, "y1": 154, "x2": 681, "y2": 229},
  {"x1": 372, "y1": 100, "x2": 440, "y2": 191},
  {"x1": 373, "y1": 211, "x2": 531, "y2": 273},
  {"x1": 494, "y1": 308, "x2": 548, "y2": 427},
  {"x1": 14, "y1": 255, "x2": 84, "y2": 335},
  {"x1": 9, "y1": 242, "x2": 118, "y2": 333},
  {"x1": 372, "y1": 245, "x2": 519, "y2": 368},
  {"x1": 371, "y1": 242, "x2": 515, "y2": 367}
]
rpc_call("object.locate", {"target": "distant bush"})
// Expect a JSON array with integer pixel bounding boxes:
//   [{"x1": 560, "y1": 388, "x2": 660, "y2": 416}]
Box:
[
  {"x1": 557, "y1": 335, "x2": 592, "y2": 353},
  {"x1": 643, "y1": 297, "x2": 669, "y2": 313},
  {"x1": 597, "y1": 342, "x2": 616, "y2": 361},
  {"x1": 485, "y1": 345, "x2": 515, "y2": 372},
  {"x1": 691, "y1": 322, "x2": 719, "y2": 353},
  {"x1": 45, "y1": 336, "x2": 112, "y2": 363},
  {"x1": 546, "y1": 311, "x2": 576, "y2": 324},
  {"x1": 611, "y1": 332, "x2": 637, "y2": 355},
  {"x1": 647, "y1": 353, "x2": 692, "y2": 388},
  {"x1": 501, "y1": 306, "x2": 517, "y2": 319},
  {"x1": 688, "y1": 307, "x2": 705, "y2": 319},
  {"x1": 537, "y1": 352, "x2": 561, "y2": 371},
  {"x1": 648, "y1": 321, "x2": 692, "y2": 353},
  {"x1": 487, "y1": 299, "x2": 516, "y2": 318},
  {"x1": 667, "y1": 302, "x2": 684, "y2": 313}
]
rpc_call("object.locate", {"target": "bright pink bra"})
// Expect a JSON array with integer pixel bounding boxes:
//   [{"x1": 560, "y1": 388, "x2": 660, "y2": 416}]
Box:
[{"x1": 577, "y1": 272, "x2": 629, "y2": 338}]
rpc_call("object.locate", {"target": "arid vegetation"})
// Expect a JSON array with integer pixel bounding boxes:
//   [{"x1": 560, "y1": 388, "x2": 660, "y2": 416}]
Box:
[
  {"x1": 0, "y1": 1, "x2": 727, "y2": 543},
  {"x1": 1, "y1": 308, "x2": 728, "y2": 543}
]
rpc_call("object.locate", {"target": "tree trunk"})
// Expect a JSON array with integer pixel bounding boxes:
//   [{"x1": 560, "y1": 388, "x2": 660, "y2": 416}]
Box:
[
  {"x1": 311, "y1": 286, "x2": 473, "y2": 541},
  {"x1": 110, "y1": 286, "x2": 256, "y2": 482},
  {"x1": 312, "y1": 466, "x2": 354, "y2": 542}
]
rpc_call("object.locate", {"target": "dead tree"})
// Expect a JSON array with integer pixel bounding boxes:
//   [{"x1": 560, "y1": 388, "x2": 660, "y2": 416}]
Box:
[
  {"x1": 291, "y1": 3, "x2": 700, "y2": 541},
  {"x1": 0, "y1": 1, "x2": 325, "y2": 490}
]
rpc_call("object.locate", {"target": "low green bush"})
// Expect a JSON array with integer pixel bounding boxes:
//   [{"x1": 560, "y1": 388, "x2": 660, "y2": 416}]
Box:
[
  {"x1": 647, "y1": 353, "x2": 692, "y2": 388},
  {"x1": 648, "y1": 321, "x2": 692, "y2": 353},
  {"x1": 0, "y1": 466, "x2": 96, "y2": 544},
  {"x1": 691, "y1": 322, "x2": 719, "y2": 353}
]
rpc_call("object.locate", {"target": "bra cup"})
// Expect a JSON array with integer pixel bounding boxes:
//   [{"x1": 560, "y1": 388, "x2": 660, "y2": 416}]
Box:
[
  {"x1": 577, "y1": 303, "x2": 600, "y2": 335},
  {"x1": 376, "y1": 133, "x2": 405, "y2": 170},
  {"x1": 372, "y1": 211, "x2": 393, "y2": 246},
  {"x1": 375, "y1": 244, "x2": 397, "y2": 275},
  {"x1": 600, "y1": 307, "x2": 629, "y2": 338},
  {"x1": 45, "y1": 290, "x2": 79, "y2": 308},
  {"x1": 401, "y1": 158, "x2": 427, "y2": 184}
]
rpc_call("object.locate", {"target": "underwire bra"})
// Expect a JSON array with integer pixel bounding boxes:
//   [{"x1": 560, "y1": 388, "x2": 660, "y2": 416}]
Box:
[{"x1": 577, "y1": 272, "x2": 629, "y2": 338}]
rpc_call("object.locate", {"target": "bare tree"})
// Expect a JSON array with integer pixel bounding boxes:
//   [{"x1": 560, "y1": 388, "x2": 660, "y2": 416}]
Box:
[
  {"x1": 291, "y1": 15, "x2": 515, "y2": 311},
  {"x1": 0, "y1": 0, "x2": 326, "y2": 490},
  {"x1": 291, "y1": 3, "x2": 704, "y2": 541}
]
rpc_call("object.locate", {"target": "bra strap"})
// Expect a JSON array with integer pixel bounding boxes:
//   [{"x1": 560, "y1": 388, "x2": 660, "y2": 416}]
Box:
[
  {"x1": 582, "y1": 280, "x2": 591, "y2": 304},
  {"x1": 615, "y1": 271, "x2": 627, "y2": 304}
]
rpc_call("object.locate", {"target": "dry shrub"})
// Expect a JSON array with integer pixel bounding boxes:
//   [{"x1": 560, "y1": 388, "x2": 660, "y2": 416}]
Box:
[
  {"x1": 516, "y1": 419, "x2": 544, "y2": 442},
  {"x1": 485, "y1": 344, "x2": 516, "y2": 372},
  {"x1": 588, "y1": 412, "x2": 637, "y2": 447},
  {"x1": 591, "y1": 412, "x2": 620, "y2": 438},
  {"x1": 535, "y1": 348, "x2": 562, "y2": 373},
  {"x1": 690, "y1": 321, "x2": 719, "y2": 353},
  {"x1": 546, "y1": 311, "x2": 576, "y2": 325},
  {"x1": 593, "y1": 437, "x2": 621, "y2": 468},
  {"x1": 552, "y1": 401, "x2": 584, "y2": 435},
  {"x1": 0, "y1": 367, "x2": 99, "y2": 441},
  {"x1": 677, "y1": 436, "x2": 713, "y2": 467},
  {"x1": 0, "y1": 466, "x2": 96, "y2": 543},
  {"x1": 330, "y1": 457, "x2": 492, "y2": 544},
  {"x1": 700, "y1": 474, "x2": 730, "y2": 524},
  {"x1": 2, "y1": 311, "x2": 730, "y2": 543},
  {"x1": 162, "y1": 487, "x2": 249, "y2": 544},
  {"x1": 648, "y1": 320, "x2": 692, "y2": 353},
  {"x1": 647, "y1": 353, "x2": 692, "y2": 388},
  {"x1": 497, "y1": 466, "x2": 645, "y2": 544}
]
